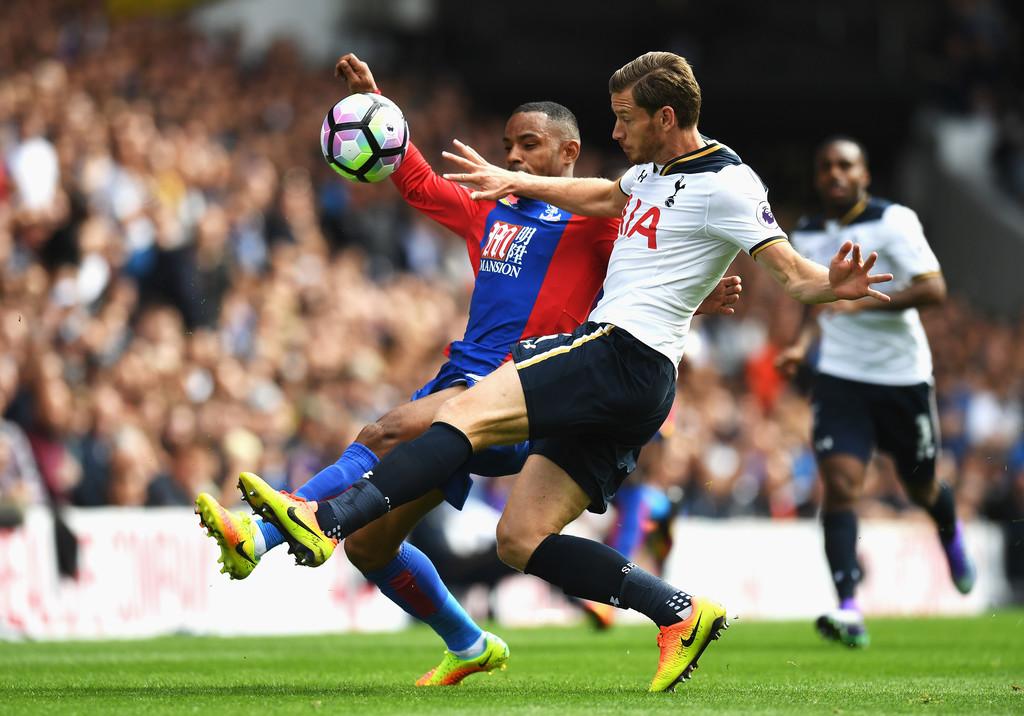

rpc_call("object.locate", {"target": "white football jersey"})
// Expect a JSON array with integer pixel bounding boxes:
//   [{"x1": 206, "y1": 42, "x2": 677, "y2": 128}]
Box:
[
  {"x1": 790, "y1": 197, "x2": 941, "y2": 385},
  {"x1": 589, "y1": 141, "x2": 786, "y2": 368}
]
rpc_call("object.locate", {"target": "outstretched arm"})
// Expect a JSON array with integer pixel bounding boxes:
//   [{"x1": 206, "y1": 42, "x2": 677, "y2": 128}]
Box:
[
  {"x1": 755, "y1": 240, "x2": 892, "y2": 304},
  {"x1": 443, "y1": 140, "x2": 627, "y2": 218}
]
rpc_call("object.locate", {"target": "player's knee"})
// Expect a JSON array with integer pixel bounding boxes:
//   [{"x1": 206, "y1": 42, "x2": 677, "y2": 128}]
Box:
[
  {"x1": 494, "y1": 517, "x2": 538, "y2": 572},
  {"x1": 820, "y1": 458, "x2": 864, "y2": 508},
  {"x1": 354, "y1": 415, "x2": 409, "y2": 458},
  {"x1": 822, "y1": 474, "x2": 858, "y2": 509},
  {"x1": 432, "y1": 401, "x2": 465, "y2": 431},
  {"x1": 904, "y1": 480, "x2": 936, "y2": 507},
  {"x1": 434, "y1": 385, "x2": 488, "y2": 432},
  {"x1": 343, "y1": 530, "x2": 398, "y2": 574},
  {"x1": 354, "y1": 421, "x2": 385, "y2": 455}
]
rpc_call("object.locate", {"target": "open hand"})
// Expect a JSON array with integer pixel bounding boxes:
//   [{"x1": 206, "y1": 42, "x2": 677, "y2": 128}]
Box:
[
  {"x1": 442, "y1": 140, "x2": 520, "y2": 201},
  {"x1": 774, "y1": 344, "x2": 806, "y2": 379},
  {"x1": 828, "y1": 241, "x2": 892, "y2": 301},
  {"x1": 697, "y1": 275, "x2": 742, "y2": 315}
]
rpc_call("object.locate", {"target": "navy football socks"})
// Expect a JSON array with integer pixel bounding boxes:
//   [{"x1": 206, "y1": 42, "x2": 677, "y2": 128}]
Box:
[
  {"x1": 525, "y1": 533, "x2": 692, "y2": 627},
  {"x1": 927, "y1": 482, "x2": 958, "y2": 541},
  {"x1": 823, "y1": 510, "x2": 861, "y2": 602},
  {"x1": 315, "y1": 422, "x2": 473, "y2": 540}
]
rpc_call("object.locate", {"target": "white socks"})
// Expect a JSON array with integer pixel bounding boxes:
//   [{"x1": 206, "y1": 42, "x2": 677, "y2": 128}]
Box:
[
  {"x1": 451, "y1": 632, "x2": 487, "y2": 660},
  {"x1": 251, "y1": 516, "x2": 268, "y2": 558}
]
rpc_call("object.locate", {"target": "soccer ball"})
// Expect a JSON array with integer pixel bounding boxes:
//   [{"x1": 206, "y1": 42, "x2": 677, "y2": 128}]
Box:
[{"x1": 320, "y1": 93, "x2": 409, "y2": 183}]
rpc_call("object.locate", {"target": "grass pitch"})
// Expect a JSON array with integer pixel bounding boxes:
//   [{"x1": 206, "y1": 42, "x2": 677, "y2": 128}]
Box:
[{"x1": 1, "y1": 609, "x2": 1022, "y2": 715}]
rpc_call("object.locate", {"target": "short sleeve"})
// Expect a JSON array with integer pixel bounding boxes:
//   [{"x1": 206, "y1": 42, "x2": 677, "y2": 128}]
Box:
[
  {"x1": 881, "y1": 205, "x2": 940, "y2": 279},
  {"x1": 617, "y1": 165, "x2": 643, "y2": 197},
  {"x1": 707, "y1": 165, "x2": 788, "y2": 254}
]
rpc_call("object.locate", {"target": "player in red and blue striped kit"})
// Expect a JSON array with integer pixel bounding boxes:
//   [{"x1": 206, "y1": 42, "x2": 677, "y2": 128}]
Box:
[
  {"x1": 196, "y1": 54, "x2": 739, "y2": 685},
  {"x1": 396, "y1": 135, "x2": 617, "y2": 393}
]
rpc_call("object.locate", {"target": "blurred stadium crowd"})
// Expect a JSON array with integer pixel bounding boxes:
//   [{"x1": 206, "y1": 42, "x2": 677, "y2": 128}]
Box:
[
  {"x1": 0, "y1": 1, "x2": 1021, "y2": 594},
  {"x1": 933, "y1": 0, "x2": 1024, "y2": 206}
]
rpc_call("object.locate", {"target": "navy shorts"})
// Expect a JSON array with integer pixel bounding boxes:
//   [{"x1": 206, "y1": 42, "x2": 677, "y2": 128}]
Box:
[
  {"x1": 413, "y1": 360, "x2": 528, "y2": 509},
  {"x1": 811, "y1": 373, "x2": 939, "y2": 486},
  {"x1": 510, "y1": 322, "x2": 676, "y2": 513},
  {"x1": 412, "y1": 359, "x2": 482, "y2": 400}
]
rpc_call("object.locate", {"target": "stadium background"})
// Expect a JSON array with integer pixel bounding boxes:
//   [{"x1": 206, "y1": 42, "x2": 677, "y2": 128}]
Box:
[{"x1": 1, "y1": 0, "x2": 1023, "y2": 638}]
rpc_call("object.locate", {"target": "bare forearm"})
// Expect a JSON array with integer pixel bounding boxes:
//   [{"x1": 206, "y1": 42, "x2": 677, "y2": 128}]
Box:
[
  {"x1": 794, "y1": 307, "x2": 821, "y2": 349},
  {"x1": 755, "y1": 240, "x2": 891, "y2": 305},
  {"x1": 507, "y1": 175, "x2": 623, "y2": 218},
  {"x1": 788, "y1": 277, "x2": 837, "y2": 304},
  {"x1": 761, "y1": 251, "x2": 837, "y2": 304}
]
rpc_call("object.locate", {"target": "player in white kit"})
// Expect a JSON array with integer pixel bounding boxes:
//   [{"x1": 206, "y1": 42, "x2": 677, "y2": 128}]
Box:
[
  {"x1": 239, "y1": 52, "x2": 892, "y2": 691},
  {"x1": 777, "y1": 137, "x2": 977, "y2": 648}
]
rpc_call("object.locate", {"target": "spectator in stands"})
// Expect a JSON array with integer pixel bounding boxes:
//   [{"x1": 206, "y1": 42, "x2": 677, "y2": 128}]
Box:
[
  {"x1": 23, "y1": 352, "x2": 82, "y2": 504},
  {"x1": 0, "y1": 355, "x2": 46, "y2": 510},
  {"x1": 149, "y1": 439, "x2": 220, "y2": 507},
  {"x1": 71, "y1": 380, "x2": 124, "y2": 506},
  {"x1": 104, "y1": 424, "x2": 164, "y2": 507}
]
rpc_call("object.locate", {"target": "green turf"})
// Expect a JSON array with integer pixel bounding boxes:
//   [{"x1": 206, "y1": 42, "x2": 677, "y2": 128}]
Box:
[{"x1": 1, "y1": 609, "x2": 1022, "y2": 715}]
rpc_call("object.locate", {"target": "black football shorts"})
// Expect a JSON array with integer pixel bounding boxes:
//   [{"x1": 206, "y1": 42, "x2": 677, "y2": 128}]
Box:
[
  {"x1": 510, "y1": 322, "x2": 676, "y2": 512},
  {"x1": 811, "y1": 372, "x2": 939, "y2": 486}
]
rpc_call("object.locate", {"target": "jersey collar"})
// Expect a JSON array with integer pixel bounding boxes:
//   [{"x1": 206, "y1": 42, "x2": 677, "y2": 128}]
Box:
[
  {"x1": 837, "y1": 194, "x2": 870, "y2": 226},
  {"x1": 658, "y1": 142, "x2": 724, "y2": 176}
]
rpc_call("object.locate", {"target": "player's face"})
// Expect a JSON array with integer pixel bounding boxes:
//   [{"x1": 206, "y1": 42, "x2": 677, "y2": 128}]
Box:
[
  {"x1": 503, "y1": 112, "x2": 568, "y2": 177},
  {"x1": 814, "y1": 140, "x2": 871, "y2": 213},
  {"x1": 610, "y1": 90, "x2": 660, "y2": 164}
]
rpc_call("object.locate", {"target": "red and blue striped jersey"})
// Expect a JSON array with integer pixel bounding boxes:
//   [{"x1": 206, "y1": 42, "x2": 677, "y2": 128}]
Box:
[{"x1": 393, "y1": 143, "x2": 617, "y2": 376}]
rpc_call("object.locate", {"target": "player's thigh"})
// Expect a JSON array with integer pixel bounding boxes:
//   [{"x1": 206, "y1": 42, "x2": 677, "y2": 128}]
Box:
[
  {"x1": 811, "y1": 375, "x2": 875, "y2": 463},
  {"x1": 343, "y1": 489, "x2": 446, "y2": 573},
  {"x1": 530, "y1": 433, "x2": 640, "y2": 514},
  {"x1": 511, "y1": 323, "x2": 675, "y2": 444},
  {"x1": 873, "y1": 382, "x2": 938, "y2": 488},
  {"x1": 812, "y1": 374, "x2": 873, "y2": 502},
  {"x1": 435, "y1": 361, "x2": 529, "y2": 449},
  {"x1": 495, "y1": 454, "x2": 590, "y2": 571}
]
